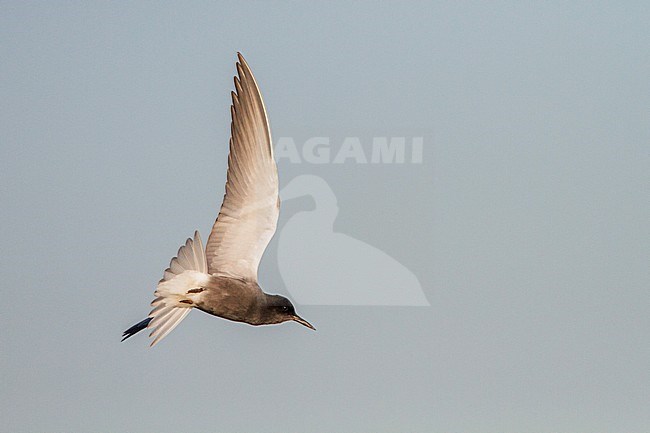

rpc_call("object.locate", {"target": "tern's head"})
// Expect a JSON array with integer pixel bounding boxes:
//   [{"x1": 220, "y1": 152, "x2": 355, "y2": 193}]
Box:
[{"x1": 262, "y1": 295, "x2": 315, "y2": 330}]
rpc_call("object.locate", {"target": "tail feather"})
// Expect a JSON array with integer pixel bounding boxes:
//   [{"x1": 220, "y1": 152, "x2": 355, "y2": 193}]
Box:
[{"x1": 122, "y1": 317, "x2": 152, "y2": 342}]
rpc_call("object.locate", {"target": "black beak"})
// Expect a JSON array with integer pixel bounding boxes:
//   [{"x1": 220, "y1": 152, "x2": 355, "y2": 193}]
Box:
[{"x1": 292, "y1": 315, "x2": 316, "y2": 330}]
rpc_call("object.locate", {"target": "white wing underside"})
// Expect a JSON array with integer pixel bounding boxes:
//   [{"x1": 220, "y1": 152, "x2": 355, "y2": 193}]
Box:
[
  {"x1": 148, "y1": 231, "x2": 208, "y2": 347},
  {"x1": 205, "y1": 53, "x2": 279, "y2": 282}
]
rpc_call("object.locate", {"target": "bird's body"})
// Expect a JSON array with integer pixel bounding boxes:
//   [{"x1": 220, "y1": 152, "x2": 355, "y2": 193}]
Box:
[
  {"x1": 122, "y1": 53, "x2": 314, "y2": 347},
  {"x1": 194, "y1": 275, "x2": 265, "y2": 324},
  {"x1": 191, "y1": 275, "x2": 293, "y2": 326}
]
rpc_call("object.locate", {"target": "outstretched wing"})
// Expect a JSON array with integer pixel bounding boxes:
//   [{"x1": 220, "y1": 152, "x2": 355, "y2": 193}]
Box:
[{"x1": 205, "y1": 53, "x2": 279, "y2": 281}]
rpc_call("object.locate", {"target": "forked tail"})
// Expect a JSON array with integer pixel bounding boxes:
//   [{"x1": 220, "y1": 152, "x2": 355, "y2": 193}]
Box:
[{"x1": 121, "y1": 317, "x2": 152, "y2": 341}]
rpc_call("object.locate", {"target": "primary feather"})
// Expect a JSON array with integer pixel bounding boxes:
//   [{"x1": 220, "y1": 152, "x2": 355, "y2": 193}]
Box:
[
  {"x1": 205, "y1": 53, "x2": 279, "y2": 282},
  {"x1": 147, "y1": 231, "x2": 209, "y2": 347}
]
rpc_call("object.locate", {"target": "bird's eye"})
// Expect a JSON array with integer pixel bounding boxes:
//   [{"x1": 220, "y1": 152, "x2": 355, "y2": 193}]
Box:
[{"x1": 282, "y1": 306, "x2": 289, "y2": 312}]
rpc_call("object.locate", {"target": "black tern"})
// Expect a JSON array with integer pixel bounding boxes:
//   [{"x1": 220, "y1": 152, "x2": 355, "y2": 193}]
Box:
[{"x1": 122, "y1": 53, "x2": 314, "y2": 347}]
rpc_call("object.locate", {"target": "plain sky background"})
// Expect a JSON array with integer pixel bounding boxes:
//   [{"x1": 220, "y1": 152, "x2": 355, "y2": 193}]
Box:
[{"x1": 1, "y1": 2, "x2": 648, "y2": 432}]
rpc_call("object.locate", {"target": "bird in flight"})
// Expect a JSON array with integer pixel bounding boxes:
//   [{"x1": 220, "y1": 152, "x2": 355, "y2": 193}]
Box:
[{"x1": 122, "y1": 53, "x2": 314, "y2": 347}]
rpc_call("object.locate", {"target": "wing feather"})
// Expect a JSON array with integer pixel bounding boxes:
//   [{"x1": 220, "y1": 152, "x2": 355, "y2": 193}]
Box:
[{"x1": 205, "y1": 53, "x2": 279, "y2": 281}]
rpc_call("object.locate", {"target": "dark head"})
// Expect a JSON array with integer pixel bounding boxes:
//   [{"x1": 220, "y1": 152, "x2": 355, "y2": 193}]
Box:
[{"x1": 263, "y1": 295, "x2": 315, "y2": 330}]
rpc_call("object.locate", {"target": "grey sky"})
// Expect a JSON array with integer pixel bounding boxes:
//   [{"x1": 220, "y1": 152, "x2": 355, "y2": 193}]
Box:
[{"x1": 1, "y1": 2, "x2": 649, "y2": 432}]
